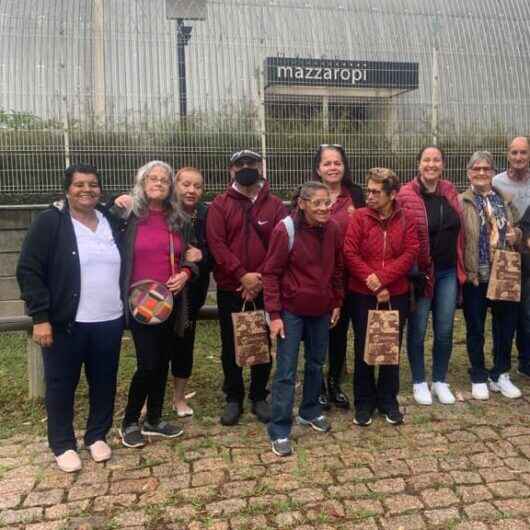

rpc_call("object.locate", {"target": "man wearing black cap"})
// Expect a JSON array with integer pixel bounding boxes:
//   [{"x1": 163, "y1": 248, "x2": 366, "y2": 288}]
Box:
[{"x1": 206, "y1": 150, "x2": 288, "y2": 425}]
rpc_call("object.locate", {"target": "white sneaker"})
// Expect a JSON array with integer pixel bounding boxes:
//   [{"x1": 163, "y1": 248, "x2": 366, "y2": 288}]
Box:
[
  {"x1": 432, "y1": 382, "x2": 456, "y2": 404},
  {"x1": 413, "y1": 382, "x2": 432, "y2": 405},
  {"x1": 88, "y1": 440, "x2": 112, "y2": 463},
  {"x1": 55, "y1": 449, "x2": 82, "y2": 473},
  {"x1": 489, "y1": 373, "x2": 522, "y2": 399},
  {"x1": 471, "y1": 383, "x2": 489, "y2": 400}
]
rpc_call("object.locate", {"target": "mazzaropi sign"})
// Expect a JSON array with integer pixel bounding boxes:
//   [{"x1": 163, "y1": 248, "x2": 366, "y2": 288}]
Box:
[{"x1": 265, "y1": 57, "x2": 419, "y2": 90}]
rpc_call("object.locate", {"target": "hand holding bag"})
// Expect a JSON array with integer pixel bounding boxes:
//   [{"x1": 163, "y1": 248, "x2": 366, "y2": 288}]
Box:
[
  {"x1": 232, "y1": 301, "x2": 271, "y2": 368},
  {"x1": 128, "y1": 231, "x2": 176, "y2": 325},
  {"x1": 363, "y1": 301, "x2": 400, "y2": 366}
]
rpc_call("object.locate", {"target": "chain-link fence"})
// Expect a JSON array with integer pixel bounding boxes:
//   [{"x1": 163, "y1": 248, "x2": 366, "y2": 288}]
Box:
[{"x1": 1, "y1": 0, "x2": 529, "y2": 196}]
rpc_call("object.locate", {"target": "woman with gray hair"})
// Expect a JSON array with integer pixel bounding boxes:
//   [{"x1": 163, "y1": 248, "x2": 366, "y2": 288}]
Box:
[
  {"x1": 459, "y1": 150, "x2": 522, "y2": 400},
  {"x1": 116, "y1": 160, "x2": 198, "y2": 448}
]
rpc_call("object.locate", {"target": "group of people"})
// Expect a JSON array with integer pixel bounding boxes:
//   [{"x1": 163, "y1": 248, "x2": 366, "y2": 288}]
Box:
[{"x1": 16, "y1": 137, "x2": 530, "y2": 469}]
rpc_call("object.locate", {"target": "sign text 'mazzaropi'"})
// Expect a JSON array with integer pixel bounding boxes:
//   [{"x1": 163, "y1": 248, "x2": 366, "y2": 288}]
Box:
[{"x1": 265, "y1": 57, "x2": 419, "y2": 90}]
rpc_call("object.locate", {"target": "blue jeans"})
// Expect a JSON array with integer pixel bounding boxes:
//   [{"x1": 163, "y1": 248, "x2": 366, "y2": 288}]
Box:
[
  {"x1": 516, "y1": 276, "x2": 530, "y2": 370},
  {"x1": 407, "y1": 267, "x2": 457, "y2": 383},
  {"x1": 462, "y1": 282, "x2": 518, "y2": 382},
  {"x1": 268, "y1": 310, "x2": 330, "y2": 441}
]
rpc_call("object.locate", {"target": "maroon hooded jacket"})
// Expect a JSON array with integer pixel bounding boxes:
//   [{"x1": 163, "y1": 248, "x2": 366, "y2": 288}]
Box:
[
  {"x1": 206, "y1": 181, "x2": 287, "y2": 292},
  {"x1": 262, "y1": 212, "x2": 344, "y2": 320}
]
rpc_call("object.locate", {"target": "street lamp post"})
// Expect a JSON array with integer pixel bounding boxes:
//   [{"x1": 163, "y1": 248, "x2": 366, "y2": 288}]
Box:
[{"x1": 176, "y1": 19, "x2": 193, "y2": 118}]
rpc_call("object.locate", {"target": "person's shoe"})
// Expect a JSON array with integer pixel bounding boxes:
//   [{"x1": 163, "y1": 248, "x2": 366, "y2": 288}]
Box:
[
  {"x1": 296, "y1": 415, "x2": 331, "y2": 432},
  {"x1": 432, "y1": 382, "x2": 456, "y2": 404},
  {"x1": 251, "y1": 400, "x2": 271, "y2": 423},
  {"x1": 88, "y1": 440, "x2": 112, "y2": 463},
  {"x1": 55, "y1": 450, "x2": 82, "y2": 473},
  {"x1": 328, "y1": 380, "x2": 350, "y2": 410},
  {"x1": 119, "y1": 423, "x2": 146, "y2": 448},
  {"x1": 518, "y1": 365, "x2": 530, "y2": 378},
  {"x1": 353, "y1": 408, "x2": 373, "y2": 427},
  {"x1": 173, "y1": 401, "x2": 194, "y2": 418},
  {"x1": 220, "y1": 402, "x2": 242, "y2": 426},
  {"x1": 318, "y1": 380, "x2": 331, "y2": 411},
  {"x1": 141, "y1": 420, "x2": 184, "y2": 438},
  {"x1": 381, "y1": 405, "x2": 404, "y2": 425},
  {"x1": 413, "y1": 382, "x2": 433, "y2": 405},
  {"x1": 271, "y1": 438, "x2": 293, "y2": 457},
  {"x1": 489, "y1": 373, "x2": 522, "y2": 399},
  {"x1": 471, "y1": 383, "x2": 490, "y2": 400}
]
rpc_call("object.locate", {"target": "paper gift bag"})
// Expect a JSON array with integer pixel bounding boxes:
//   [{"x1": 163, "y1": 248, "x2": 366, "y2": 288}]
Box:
[
  {"x1": 232, "y1": 302, "x2": 271, "y2": 368},
  {"x1": 363, "y1": 305, "x2": 400, "y2": 365},
  {"x1": 486, "y1": 249, "x2": 521, "y2": 302}
]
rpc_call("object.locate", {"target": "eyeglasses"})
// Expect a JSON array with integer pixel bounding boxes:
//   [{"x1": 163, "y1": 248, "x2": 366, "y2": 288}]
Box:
[
  {"x1": 470, "y1": 166, "x2": 493, "y2": 174},
  {"x1": 147, "y1": 175, "x2": 171, "y2": 185},
  {"x1": 304, "y1": 198, "x2": 332, "y2": 208},
  {"x1": 366, "y1": 189, "x2": 383, "y2": 196},
  {"x1": 233, "y1": 159, "x2": 260, "y2": 169},
  {"x1": 319, "y1": 143, "x2": 344, "y2": 150}
]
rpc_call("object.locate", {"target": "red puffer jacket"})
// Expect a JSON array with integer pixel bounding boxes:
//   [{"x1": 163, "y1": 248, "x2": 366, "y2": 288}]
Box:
[
  {"x1": 343, "y1": 205, "x2": 419, "y2": 296},
  {"x1": 396, "y1": 177, "x2": 466, "y2": 298}
]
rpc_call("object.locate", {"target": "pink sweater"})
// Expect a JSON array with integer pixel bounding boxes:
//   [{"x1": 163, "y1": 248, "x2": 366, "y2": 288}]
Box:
[{"x1": 130, "y1": 209, "x2": 182, "y2": 285}]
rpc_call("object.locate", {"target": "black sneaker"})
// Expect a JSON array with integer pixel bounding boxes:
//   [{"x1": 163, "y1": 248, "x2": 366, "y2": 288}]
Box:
[
  {"x1": 251, "y1": 400, "x2": 271, "y2": 423},
  {"x1": 353, "y1": 409, "x2": 373, "y2": 427},
  {"x1": 328, "y1": 380, "x2": 351, "y2": 410},
  {"x1": 297, "y1": 415, "x2": 331, "y2": 432},
  {"x1": 119, "y1": 423, "x2": 146, "y2": 448},
  {"x1": 271, "y1": 438, "x2": 293, "y2": 457},
  {"x1": 518, "y1": 365, "x2": 530, "y2": 378},
  {"x1": 381, "y1": 405, "x2": 404, "y2": 425},
  {"x1": 220, "y1": 402, "x2": 242, "y2": 426},
  {"x1": 141, "y1": 420, "x2": 183, "y2": 438},
  {"x1": 319, "y1": 380, "x2": 331, "y2": 411}
]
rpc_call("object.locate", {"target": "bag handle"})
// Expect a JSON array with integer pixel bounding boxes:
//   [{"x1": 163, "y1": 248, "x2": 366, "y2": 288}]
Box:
[
  {"x1": 242, "y1": 300, "x2": 257, "y2": 312},
  {"x1": 376, "y1": 300, "x2": 393, "y2": 310}
]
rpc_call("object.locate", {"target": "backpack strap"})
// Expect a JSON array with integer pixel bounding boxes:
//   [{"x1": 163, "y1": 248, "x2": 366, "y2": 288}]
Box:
[{"x1": 281, "y1": 215, "x2": 295, "y2": 252}]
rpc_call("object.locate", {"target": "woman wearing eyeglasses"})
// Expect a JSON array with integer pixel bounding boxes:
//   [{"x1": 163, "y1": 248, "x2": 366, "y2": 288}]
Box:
[
  {"x1": 264, "y1": 181, "x2": 344, "y2": 457},
  {"x1": 397, "y1": 146, "x2": 465, "y2": 406},
  {"x1": 312, "y1": 144, "x2": 365, "y2": 410},
  {"x1": 460, "y1": 151, "x2": 522, "y2": 400},
  {"x1": 115, "y1": 161, "x2": 198, "y2": 449}
]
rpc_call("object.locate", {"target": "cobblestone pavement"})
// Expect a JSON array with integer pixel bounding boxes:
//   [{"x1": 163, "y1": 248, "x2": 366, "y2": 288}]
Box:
[{"x1": 1, "y1": 390, "x2": 530, "y2": 530}]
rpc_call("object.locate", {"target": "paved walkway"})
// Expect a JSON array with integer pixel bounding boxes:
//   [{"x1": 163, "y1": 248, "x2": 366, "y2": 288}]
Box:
[{"x1": 1, "y1": 391, "x2": 530, "y2": 530}]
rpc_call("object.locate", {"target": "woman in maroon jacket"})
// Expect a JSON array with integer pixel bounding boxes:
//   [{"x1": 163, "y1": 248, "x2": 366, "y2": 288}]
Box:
[
  {"x1": 344, "y1": 168, "x2": 419, "y2": 426},
  {"x1": 264, "y1": 181, "x2": 344, "y2": 457},
  {"x1": 312, "y1": 144, "x2": 365, "y2": 410}
]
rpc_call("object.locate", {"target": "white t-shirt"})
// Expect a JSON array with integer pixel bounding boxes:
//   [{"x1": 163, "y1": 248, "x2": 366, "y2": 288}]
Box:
[
  {"x1": 493, "y1": 171, "x2": 530, "y2": 218},
  {"x1": 72, "y1": 210, "x2": 123, "y2": 323}
]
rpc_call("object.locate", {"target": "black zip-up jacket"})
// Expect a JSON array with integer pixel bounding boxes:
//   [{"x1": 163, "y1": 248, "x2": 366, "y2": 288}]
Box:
[{"x1": 16, "y1": 200, "x2": 126, "y2": 330}]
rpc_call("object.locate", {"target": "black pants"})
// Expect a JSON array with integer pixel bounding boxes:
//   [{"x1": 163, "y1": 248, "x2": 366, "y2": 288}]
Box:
[
  {"x1": 123, "y1": 311, "x2": 178, "y2": 426},
  {"x1": 516, "y1": 275, "x2": 530, "y2": 370},
  {"x1": 348, "y1": 293, "x2": 408, "y2": 411},
  {"x1": 171, "y1": 319, "x2": 196, "y2": 379},
  {"x1": 327, "y1": 293, "x2": 353, "y2": 384},
  {"x1": 42, "y1": 317, "x2": 123, "y2": 456},
  {"x1": 217, "y1": 289, "x2": 271, "y2": 404}
]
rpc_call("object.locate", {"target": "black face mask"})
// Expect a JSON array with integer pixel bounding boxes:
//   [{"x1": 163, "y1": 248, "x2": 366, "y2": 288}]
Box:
[{"x1": 234, "y1": 167, "x2": 260, "y2": 186}]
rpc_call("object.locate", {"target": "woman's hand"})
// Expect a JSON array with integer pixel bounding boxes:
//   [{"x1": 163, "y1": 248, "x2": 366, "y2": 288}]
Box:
[
  {"x1": 269, "y1": 318, "x2": 285, "y2": 340},
  {"x1": 366, "y1": 273, "x2": 382, "y2": 292},
  {"x1": 330, "y1": 307, "x2": 341, "y2": 328},
  {"x1": 376, "y1": 289, "x2": 390, "y2": 304},
  {"x1": 33, "y1": 322, "x2": 53, "y2": 347},
  {"x1": 185, "y1": 245, "x2": 203, "y2": 263},
  {"x1": 114, "y1": 194, "x2": 133, "y2": 210},
  {"x1": 166, "y1": 271, "x2": 189, "y2": 293}
]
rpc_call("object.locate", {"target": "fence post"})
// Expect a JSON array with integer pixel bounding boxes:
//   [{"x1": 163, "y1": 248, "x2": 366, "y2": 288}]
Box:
[{"x1": 27, "y1": 331, "x2": 45, "y2": 399}]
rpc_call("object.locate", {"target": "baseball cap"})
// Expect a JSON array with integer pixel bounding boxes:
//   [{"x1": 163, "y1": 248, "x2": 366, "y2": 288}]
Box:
[{"x1": 229, "y1": 149, "x2": 263, "y2": 165}]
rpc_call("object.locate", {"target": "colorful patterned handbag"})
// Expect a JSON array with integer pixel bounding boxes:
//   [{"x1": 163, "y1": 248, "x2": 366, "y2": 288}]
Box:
[{"x1": 128, "y1": 230, "x2": 176, "y2": 325}]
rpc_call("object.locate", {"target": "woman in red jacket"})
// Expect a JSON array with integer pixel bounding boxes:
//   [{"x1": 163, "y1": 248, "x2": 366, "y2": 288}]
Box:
[
  {"x1": 344, "y1": 168, "x2": 419, "y2": 426},
  {"x1": 397, "y1": 146, "x2": 465, "y2": 406},
  {"x1": 263, "y1": 181, "x2": 344, "y2": 457},
  {"x1": 312, "y1": 144, "x2": 365, "y2": 410}
]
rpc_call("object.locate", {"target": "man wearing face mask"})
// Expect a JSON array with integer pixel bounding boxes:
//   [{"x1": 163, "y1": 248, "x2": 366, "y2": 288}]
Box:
[{"x1": 206, "y1": 150, "x2": 288, "y2": 426}]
